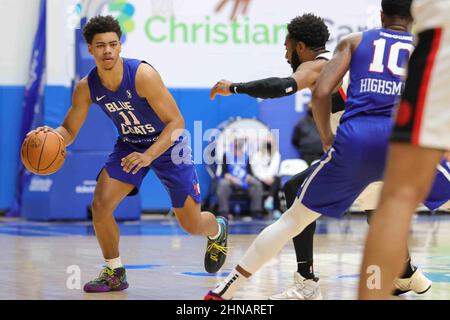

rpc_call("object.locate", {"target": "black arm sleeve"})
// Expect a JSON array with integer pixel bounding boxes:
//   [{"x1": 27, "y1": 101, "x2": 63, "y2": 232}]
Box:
[
  {"x1": 230, "y1": 77, "x2": 298, "y2": 99},
  {"x1": 331, "y1": 91, "x2": 346, "y2": 113}
]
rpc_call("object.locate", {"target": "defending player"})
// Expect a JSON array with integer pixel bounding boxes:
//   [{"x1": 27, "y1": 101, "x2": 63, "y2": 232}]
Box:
[{"x1": 210, "y1": 13, "x2": 345, "y2": 299}]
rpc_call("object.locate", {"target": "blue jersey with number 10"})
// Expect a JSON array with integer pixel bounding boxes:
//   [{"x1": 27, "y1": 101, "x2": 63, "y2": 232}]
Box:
[{"x1": 341, "y1": 28, "x2": 414, "y2": 123}]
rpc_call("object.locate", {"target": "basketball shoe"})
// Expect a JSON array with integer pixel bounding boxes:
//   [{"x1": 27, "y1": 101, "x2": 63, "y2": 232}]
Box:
[
  {"x1": 83, "y1": 266, "x2": 129, "y2": 292},
  {"x1": 393, "y1": 268, "x2": 432, "y2": 295},
  {"x1": 204, "y1": 290, "x2": 225, "y2": 300},
  {"x1": 204, "y1": 216, "x2": 229, "y2": 273},
  {"x1": 269, "y1": 272, "x2": 323, "y2": 300}
]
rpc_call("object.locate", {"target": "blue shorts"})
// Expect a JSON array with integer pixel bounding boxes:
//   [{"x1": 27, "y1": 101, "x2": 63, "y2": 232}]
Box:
[
  {"x1": 99, "y1": 139, "x2": 201, "y2": 208},
  {"x1": 424, "y1": 161, "x2": 450, "y2": 210},
  {"x1": 297, "y1": 116, "x2": 450, "y2": 218}
]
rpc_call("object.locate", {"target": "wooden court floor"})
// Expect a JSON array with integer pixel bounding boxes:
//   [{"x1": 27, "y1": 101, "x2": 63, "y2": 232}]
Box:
[{"x1": 0, "y1": 213, "x2": 449, "y2": 300}]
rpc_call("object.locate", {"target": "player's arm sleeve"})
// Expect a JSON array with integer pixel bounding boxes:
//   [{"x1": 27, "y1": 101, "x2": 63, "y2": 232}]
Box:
[{"x1": 230, "y1": 77, "x2": 298, "y2": 99}]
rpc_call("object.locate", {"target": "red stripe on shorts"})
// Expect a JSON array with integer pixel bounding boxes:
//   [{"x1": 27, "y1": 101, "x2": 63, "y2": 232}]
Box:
[
  {"x1": 412, "y1": 28, "x2": 443, "y2": 145},
  {"x1": 339, "y1": 87, "x2": 347, "y2": 102}
]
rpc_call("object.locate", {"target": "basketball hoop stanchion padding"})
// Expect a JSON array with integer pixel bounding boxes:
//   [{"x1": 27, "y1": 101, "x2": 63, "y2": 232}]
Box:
[
  {"x1": 21, "y1": 150, "x2": 141, "y2": 221},
  {"x1": 20, "y1": 17, "x2": 141, "y2": 221}
]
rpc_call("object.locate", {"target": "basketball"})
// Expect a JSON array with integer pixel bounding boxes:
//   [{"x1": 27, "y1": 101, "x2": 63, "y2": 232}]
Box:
[{"x1": 21, "y1": 130, "x2": 66, "y2": 175}]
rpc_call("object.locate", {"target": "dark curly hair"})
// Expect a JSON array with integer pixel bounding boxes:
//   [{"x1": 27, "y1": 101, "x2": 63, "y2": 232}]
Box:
[
  {"x1": 287, "y1": 14, "x2": 330, "y2": 50},
  {"x1": 83, "y1": 15, "x2": 122, "y2": 44},
  {"x1": 382, "y1": 0, "x2": 412, "y2": 18}
]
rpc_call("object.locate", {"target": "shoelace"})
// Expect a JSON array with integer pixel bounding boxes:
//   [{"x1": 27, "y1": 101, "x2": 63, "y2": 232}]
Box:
[
  {"x1": 96, "y1": 267, "x2": 124, "y2": 288},
  {"x1": 207, "y1": 242, "x2": 229, "y2": 262},
  {"x1": 94, "y1": 267, "x2": 116, "y2": 282}
]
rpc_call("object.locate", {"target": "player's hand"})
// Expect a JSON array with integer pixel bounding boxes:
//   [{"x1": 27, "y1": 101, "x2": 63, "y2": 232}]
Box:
[
  {"x1": 121, "y1": 152, "x2": 153, "y2": 174},
  {"x1": 215, "y1": 0, "x2": 252, "y2": 20},
  {"x1": 27, "y1": 126, "x2": 52, "y2": 136},
  {"x1": 26, "y1": 126, "x2": 64, "y2": 141},
  {"x1": 210, "y1": 80, "x2": 233, "y2": 100}
]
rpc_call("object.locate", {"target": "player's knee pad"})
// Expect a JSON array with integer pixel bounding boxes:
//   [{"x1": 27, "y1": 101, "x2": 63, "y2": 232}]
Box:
[{"x1": 279, "y1": 199, "x2": 321, "y2": 238}]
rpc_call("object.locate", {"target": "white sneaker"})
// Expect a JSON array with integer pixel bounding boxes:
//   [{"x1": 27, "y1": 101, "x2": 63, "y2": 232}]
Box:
[
  {"x1": 269, "y1": 272, "x2": 323, "y2": 300},
  {"x1": 393, "y1": 268, "x2": 432, "y2": 295}
]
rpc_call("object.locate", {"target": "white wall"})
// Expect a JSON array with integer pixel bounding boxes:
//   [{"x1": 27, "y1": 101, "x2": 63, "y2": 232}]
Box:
[
  {"x1": 47, "y1": 0, "x2": 77, "y2": 86},
  {"x1": 0, "y1": 0, "x2": 40, "y2": 85},
  {"x1": 0, "y1": 0, "x2": 382, "y2": 87}
]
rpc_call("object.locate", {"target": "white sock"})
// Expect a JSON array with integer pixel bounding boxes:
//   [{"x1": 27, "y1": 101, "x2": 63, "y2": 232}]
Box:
[
  {"x1": 239, "y1": 199, "x2": 321, "y2": 274},
  {"x1": 212, "y1": 268, "x2": 248, "y2": 299},
  {"x1": 208, "y1": 221, "x2": 222, "y2": 240},
  {"x1": 105, "y1": 256, "x2": 123, "y2": 269}
]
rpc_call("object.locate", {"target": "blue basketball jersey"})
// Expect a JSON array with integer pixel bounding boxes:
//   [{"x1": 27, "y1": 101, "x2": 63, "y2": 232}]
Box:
[
  {"x1": 342, "y1": 28, "x2": 414, "y2": 122},
  {"x1": 87, "y1": 58, "x2": 165, "y2": 145}
]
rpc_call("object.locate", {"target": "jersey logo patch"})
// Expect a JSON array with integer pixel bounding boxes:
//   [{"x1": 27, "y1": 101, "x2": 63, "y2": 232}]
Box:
[
  {"x1": 193, "y1": 181, "x2": 201, "y2": 196},
  {"x1": 96, "y1": 95, "x2": 106, "y2": 101},
  {"x1": 126, "y1": 90, "x2": 132, "y2": 99}
]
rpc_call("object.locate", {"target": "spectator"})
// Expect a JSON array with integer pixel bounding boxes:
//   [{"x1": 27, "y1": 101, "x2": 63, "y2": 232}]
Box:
[
  {"x1": 292, "y1": 105, "x2": 324, "y2": 165},
  {"x1": 250, "y1": 139, "x2": 281, "y2": 214},
  {"x1": 216, "y1": 139, "x2": 263, "y2": 218}
]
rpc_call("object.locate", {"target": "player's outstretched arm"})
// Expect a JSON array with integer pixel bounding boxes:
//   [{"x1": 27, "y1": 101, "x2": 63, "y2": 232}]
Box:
[
  {"x1": 312, "y1": 35, "x2": 357, "y2": 150},
  {"x1": 209, "y1": 59, "x2": 325, "y2": 101},
  {"x1": 28, "y1": 78, "x2": 91, "y2": 146},
  {"x1": 210, "y1": 76, "x2": 299, "y2": 100}
]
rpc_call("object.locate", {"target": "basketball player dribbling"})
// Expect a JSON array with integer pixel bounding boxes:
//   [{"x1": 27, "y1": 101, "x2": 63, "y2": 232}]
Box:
[
  {"x1": 29, "y1": 15, "x2": 228, "y2": 292},
  {"x1": 359, "y1": 0, "x2": 450, "y2": 299}
]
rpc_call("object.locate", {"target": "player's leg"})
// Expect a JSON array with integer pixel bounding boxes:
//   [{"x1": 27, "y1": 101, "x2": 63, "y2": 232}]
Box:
[
  {"x1": 366, "y1": 210, "x2": 432, "y2": 295},
  {"x1": 174, "y1": 195, "x2": 220, "y2": 237},
  {"x1": 205, "y1": 137, "x2": 374, "y2": 300},
  {"x1": 270, "y1": 166, "x2": 321, "y2": 300},
  {"x1": 284, "y1": 167, "x2": 317, "y2": 280},
  {"x1": 359, "y1": 143, "x2": 443, "y2": 299},
  {"x1": 84, "y1": 168, "x2": 135, "y2": 292},
  {"x1": 359, "y1": 24, "x2": 450, "y2": 299},
  {"x1": 205, "y1": 198, "x2": 321, "y2": 300},
  {"x1": 152, "y1": 147, "x2": 229, "y2": 273},
  {"x1": 173, "y1": 195, "x2": 229, "y2": 273}
]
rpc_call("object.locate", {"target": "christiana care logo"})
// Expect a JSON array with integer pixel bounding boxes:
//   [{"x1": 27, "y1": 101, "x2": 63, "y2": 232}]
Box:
[
  {"x1": 108, "y1": 0, "x2": 136, "y2": 36},
  {"x1": 67, "y1": 0, "x2": 135, "y2": 37}
]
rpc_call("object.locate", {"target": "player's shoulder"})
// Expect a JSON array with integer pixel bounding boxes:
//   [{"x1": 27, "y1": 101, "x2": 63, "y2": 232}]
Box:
[
  {"x1": 73, "y1": 77, "x2": 91, "y2": 103},
  {"x1": 135, "y1": 61, "x2": 160, "y2": 82},
  {"x1": 75, "y1": 76, "x2": 90, "y2": 92},
  {"x1": 341, "y1": 32, "x2": 363, "y2": 46},
  {"x1": 297, "y1": 58, "x2": 327, "y2": 73},
  {"x1": 334, "y1": 32, "x2": 363, "y2": 53}
]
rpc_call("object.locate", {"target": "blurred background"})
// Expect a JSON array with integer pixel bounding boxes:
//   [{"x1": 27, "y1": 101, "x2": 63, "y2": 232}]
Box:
[{"x1": 4, "y1": 0, "x2": 444, "y2": 221}]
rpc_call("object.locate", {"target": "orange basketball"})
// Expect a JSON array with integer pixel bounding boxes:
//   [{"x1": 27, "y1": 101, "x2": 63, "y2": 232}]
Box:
[{"x1": 21, "y1": 130, "x2": 66, "y2": 175}]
